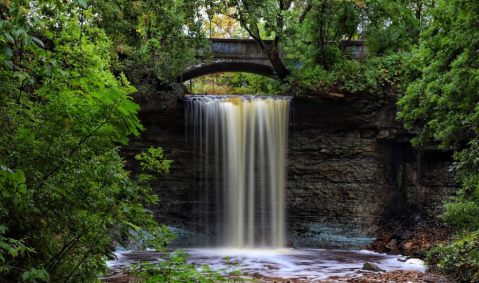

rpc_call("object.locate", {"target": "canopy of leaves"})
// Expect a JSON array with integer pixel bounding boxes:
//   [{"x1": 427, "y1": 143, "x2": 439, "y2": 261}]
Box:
[
  {"x1": 197, "y1": 0, "x2": 427, "y2": 94},
  {"x1": 397, "y1": 0, "x2": 479, "y2": 230},
  {"x1": 0, "y1": 0, "x2": 175, "y2": 281},
  {"x1": 90, "y1": 0, "x2": 210, "y2": 83},
  {"x1": 281, "y1": 0, "x2": 428, "y2": 95}
]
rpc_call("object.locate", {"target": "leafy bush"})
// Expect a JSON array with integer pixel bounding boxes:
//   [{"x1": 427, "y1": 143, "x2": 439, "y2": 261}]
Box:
[
  {"x1": 129, "y1": 251, "x2": 253, "y2": 283},
  {"x1": 190, "y1": 73, "x2": 289, "y2": 95},
  {"x1": 0, "y1": 2, "x2": 174, "y2": 281},
  {"x1": 425, "y1": 231, "x2": 479, "y2": 283},
  {"x1": 288, "y1": 52, "x2": 410, "y2": 95}
]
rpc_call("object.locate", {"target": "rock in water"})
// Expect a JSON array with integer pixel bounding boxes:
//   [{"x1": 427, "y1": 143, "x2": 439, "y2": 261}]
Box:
[{"x1": 362, "y1": 262, "x2": 383, "y2": 272}]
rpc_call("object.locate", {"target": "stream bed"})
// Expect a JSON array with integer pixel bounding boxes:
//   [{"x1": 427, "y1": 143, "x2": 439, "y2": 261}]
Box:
[{"x1": 101, "y1": 248, "x2": 425, "y2": 282}]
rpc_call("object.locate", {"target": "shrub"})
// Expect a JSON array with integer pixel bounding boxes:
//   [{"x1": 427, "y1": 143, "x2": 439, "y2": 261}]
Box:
[{"x1": 425, "y1": 231, "x2": 479, "y2": 282}]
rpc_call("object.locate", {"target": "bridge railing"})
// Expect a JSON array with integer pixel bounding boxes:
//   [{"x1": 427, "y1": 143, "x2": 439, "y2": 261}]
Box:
[{"x1": 203, "y1": 38, "x2": 367, "y2": 61}]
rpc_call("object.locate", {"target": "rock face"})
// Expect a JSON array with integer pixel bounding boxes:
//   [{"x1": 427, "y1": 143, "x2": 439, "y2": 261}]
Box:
[{"x1": 122, "y1": 88, "x2": 458, "y2": 249}]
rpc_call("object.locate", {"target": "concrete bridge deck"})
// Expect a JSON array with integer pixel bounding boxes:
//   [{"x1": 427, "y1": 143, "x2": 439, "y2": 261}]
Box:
[{"x1": 177, "y1": 38, "x2": 366, "y2": 82}]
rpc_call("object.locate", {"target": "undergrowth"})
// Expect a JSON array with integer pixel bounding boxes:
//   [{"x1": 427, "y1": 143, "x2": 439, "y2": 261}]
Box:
[
  {"x1": 425, "y1": 231, "x2": 479, "y2": 283},
  {"x1": 287, "y1": 52, "x2": 411, "y2": 95},
  {"x1": 128, "y1": 250, "x2": 256, "y2": 283}
]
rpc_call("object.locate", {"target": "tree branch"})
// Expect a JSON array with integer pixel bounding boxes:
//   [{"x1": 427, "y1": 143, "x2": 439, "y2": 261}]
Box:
[
  {"x1": 299, "y1": 3, "x2": 313, "y2": 24},
  {"x1": 64, "y1": 230, "x2": 106, "y2": 283},
  {"x1": 40, "y1": 113, "x2": 113, "y2": 183}
]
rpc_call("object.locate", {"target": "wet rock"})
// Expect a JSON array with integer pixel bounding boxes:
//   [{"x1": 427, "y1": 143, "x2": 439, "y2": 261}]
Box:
[
  {"x1": 362, "y1": 262, "x2": 383, "y2": 272},
  {"x1": 349, "y1": 270, "x2": 453, "y2": 283},
  {"x1": 404, "y1": 242, "x2": 413, "y2": 250},
  {"x1": 380, "y1": 234, "x2": 394, "y2": 247},
  {"x1": 286, "y1": 241, "x2": 296, "y2": 248},
  {"x1": 386, "y1": 238, "x2": 397, "y2": 249}
]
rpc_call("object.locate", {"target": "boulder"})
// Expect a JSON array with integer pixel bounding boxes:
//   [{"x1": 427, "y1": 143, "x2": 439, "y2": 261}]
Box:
[
  {"x1": 386, "y1": 238, "x2": 397, "y2": 249},
  {"x1": 404, "y1": 242, "x2": 413, "y2": 251},
  {"x1": 362, "y1": 262, "x2": 383, "y2": 272}
]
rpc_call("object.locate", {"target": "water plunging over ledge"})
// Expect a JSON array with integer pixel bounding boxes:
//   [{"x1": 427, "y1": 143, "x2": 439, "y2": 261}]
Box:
[{"x1": 184, "y1": 95, "x2": 291, "y2": 248}]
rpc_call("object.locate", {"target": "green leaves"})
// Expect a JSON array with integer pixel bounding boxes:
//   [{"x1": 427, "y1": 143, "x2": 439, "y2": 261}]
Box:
[
  {"x1": 0, "y1": 2, "x2": 173, "y2": 282},
  {"x1": 75, "y1": 0, "x2": 88, "y2": 9},
  {"x1": 136, "y1": 147, "x2": 173, "y2": 174},
  {"x1": 91, "y1": 0, "x2": 209, "y2": 82},
  {"x1": 21, "y1": 268, "x2": 50, "y2": 282},
  {"x1": 397, "y1": 1, "x2": 479, "y2": 277},
  {"x1": 399, "y1": 0, "x2": 479, "y2": 147},
  {"x1": 426, "y1": 231, "x2": 479, "y2": 282},
  {"x1": 129, "y1": 251, "x2": 254, "y2": 283},
  {"x1": 0, "y1": 165, "x2": 25, "y2": 186},
  {"x1": 4, "y1": 32, "x2": 14, "y2": 44}
]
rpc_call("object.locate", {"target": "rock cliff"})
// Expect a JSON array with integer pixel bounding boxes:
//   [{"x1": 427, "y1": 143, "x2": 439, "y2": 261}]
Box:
[{"x1": 122, "y1": 87, "x2": 457, "y2": 249}]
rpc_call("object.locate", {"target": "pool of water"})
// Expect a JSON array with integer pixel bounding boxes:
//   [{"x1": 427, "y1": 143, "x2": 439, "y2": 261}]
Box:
[{"x1": 101, "y1": 248, "x2": 425, "y2": 282}]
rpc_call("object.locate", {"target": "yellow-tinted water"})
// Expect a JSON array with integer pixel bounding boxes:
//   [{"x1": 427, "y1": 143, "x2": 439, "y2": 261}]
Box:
[{"x1": 185, "y1": 95, "x2": 290, "y2": 248}]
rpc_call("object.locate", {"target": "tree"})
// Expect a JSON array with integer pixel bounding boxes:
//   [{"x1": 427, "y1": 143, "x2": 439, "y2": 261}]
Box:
[
  {"x1": 90, "y1": 0, "x2": 210, "y2": 83},
  {"x1": 285, "y1": 0, "x2": 363, "y2": 70},
  {"x1": 363, "y1": 0, "x2": 431, "y2": 55},
  {"x1": 216, "y1": 0, "x2": 294, "y2": 80},
  {"x1": 203, "y1": 9, "x2": 249, "y2": 38},
  {"x1": 0, "y1": 1, "x2": 173, "y2": 281},
  {"x1": 398, "y1": 0, "x2": 479, "y2": 229}
]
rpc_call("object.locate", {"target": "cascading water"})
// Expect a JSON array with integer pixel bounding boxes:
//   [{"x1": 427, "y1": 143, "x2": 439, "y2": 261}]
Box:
[{"x1": 185, "y1": 95, "x2": 290, "y2": 249}]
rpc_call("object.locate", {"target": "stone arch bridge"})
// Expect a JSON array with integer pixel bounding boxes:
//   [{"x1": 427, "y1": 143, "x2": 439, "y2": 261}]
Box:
[{"x1": 177, "y1": 38, "x2": 366, "y2": 82}]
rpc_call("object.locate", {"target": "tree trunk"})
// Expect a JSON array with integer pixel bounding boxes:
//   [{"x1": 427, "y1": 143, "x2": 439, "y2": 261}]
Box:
[
  {"x1": 243, "y1": 25, "x2": 289, "y2": 81},
  {"x1": 257, "y1": 37, "x2": 289, "y2": 81}
]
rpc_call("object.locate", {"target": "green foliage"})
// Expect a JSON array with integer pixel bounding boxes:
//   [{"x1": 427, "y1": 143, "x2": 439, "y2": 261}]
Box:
[
  {"x1": 398, "y1": 0, "x2": 479, "y2": 148},
  {"x1": 397, "y1": 0, "x2": 479, "y2": 229},
  {"x1": 364, "y1": 0, "x2": 427, "y2": 55},
  {"x1": 223, "y1": 73, "x2": 287, "y2": 94},
  {"x1": 0, "y1": 1, "x2": 174, "y2": 281},
  {"x1": 441, "y1": 145, "x2": 479, "y2": 230},
  {"x1": 135, "y1": 0, "x2": 210, "y2": 82},
  {"x1": 136, "y1": 147, "x2": 173, "y2": 175},
  {"x1": 275, "y1": 0, "x2": 422, "y2": 95},
  {"x1": 130, "y1": 251, "x2": 253, "y2": 283},
  {"x1": 425, "y1": 231, "x2": 479, "y2": 283},
  {"x1": 396, "y1": 0, "x2": 479, "y2": 279},
  {"x1": 222, "y1": 0, "x2": 285, "y2": 39},
  {"x1": 91, "y1": 0, "x2": 209, "y2": 83},
  {"x1": 284, "y1": 0, "x2": 362, "y2": 70},
  {"x1": 288, "y1": 52, "x2": 409, "y2": 95},
  {"x1": 188, "y1": 72, "x2": 289, "y2": 95}
]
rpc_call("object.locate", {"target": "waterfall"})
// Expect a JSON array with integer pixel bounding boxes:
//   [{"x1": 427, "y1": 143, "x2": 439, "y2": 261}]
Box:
[{"x1": 185, "y1": 95, "x2": 290, "y2": 249}]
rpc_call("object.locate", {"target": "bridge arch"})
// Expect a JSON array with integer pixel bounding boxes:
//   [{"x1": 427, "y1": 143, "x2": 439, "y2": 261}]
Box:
[
  {"x1": 176, "y1": 38, "x2": 366, "y2": 83},
  {"x1": 177, "y1": 62, "x2": 275, "y2": 82}
]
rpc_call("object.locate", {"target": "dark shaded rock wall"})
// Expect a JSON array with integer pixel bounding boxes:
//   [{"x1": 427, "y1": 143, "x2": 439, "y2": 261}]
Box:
[
  {"x1": 285, "y1": 93, "x2": 456, "y2": 249},
  {"x1": 122, "y1": 88, "x2": 458, "y2": 249}
]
